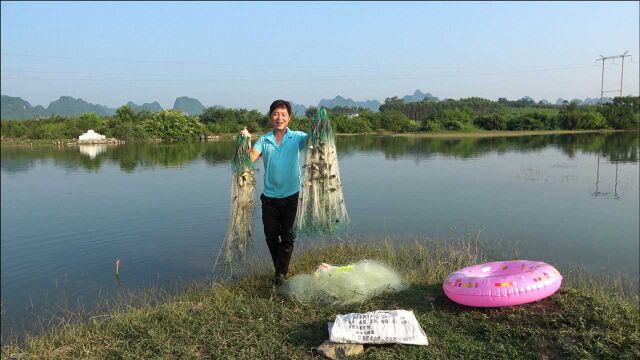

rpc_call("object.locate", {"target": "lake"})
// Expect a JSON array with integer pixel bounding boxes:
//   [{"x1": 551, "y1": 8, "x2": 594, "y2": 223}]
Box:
[{"x1": 1, "y1": 132, "x2": 638, "y2": 338}]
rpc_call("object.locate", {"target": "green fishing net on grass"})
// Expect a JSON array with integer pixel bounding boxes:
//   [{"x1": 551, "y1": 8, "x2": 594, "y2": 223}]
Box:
[
  {"x1": 295, "y1": 107, "x2": 350, "y2": 234},
  {"x1": 222, "y1": 133, "x2": 256, "y2": 263},
  {"x1": 285, "y1": 260, "x2": 407, "y2": 305}
]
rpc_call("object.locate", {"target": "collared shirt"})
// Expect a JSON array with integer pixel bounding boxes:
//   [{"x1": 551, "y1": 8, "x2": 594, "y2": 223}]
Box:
[{"x1": 253, "y1": 127, "x2": 309, "y2": 198}]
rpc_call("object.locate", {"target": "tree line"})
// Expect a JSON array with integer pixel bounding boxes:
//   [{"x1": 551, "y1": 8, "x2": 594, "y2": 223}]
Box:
[{"x1": 1, "y1": 96, "x2": 638, "y2": 141}]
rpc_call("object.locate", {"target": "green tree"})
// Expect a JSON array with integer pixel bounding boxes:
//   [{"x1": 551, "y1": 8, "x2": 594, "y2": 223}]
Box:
[
  {"x1": 577, "y1": 111, "x2": 608, "y2": 130},
  {"x1": 116, "y1": 105, "x2": 136, "y2": 122},
  {"x1": 435, "y1": 109, "x2": 475, "y2": 131},
  {"x1": 474, "y1": 114, "x2": 507, "y2": 130},
  {"x1": 200, "y1": 107, "x2": 250, "y2": 133},
  {"x1": 599, "y1": 96, "x2": 640, "y2": 129},
  {"x1": 377, "y1": 111, "x2": 419, "y2": 132},
  {"x1": 144, "y1": 110, "x2": 205, "y2": 141},
  {"x1": 558, "y1": 103, "x2": 580, "y2": 130},
  {"x1": 332, "y1": 115, "x2": 373, "y2": 133},
  {"x1": 379, "y1": 97, "x2": 405, "y2": 112},
  {"x1": 506, "y1": 114, "x2": 546, "y2": 130},
  {"x1": 305, "y1": 106, "x2": 319, "y2": 119}
]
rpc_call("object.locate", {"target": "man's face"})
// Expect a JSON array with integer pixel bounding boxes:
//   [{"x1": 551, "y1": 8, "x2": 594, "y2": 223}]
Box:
[{"x1": 271, "y1": 106, "x2": 290, "y2": 131}]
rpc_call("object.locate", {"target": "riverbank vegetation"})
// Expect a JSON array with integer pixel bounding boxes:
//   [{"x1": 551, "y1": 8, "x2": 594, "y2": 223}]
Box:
[
  {"x1": 1, "y1": 238, "x2": 638, "y2": 359},
  {"x1": 1, "y1": 96, "x2": 638, "y2": 142}
]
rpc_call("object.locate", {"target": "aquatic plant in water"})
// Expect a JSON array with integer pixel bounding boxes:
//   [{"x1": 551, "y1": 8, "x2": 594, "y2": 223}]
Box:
[
  {"x1": 295, "y1": 107, "x2": 349, "y2": 234},
  {"x1": 223, "y1": 133, "x2": 256, "y2": 263}
]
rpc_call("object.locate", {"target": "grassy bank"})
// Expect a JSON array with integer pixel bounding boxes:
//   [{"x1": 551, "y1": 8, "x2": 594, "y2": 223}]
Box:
[
  {"x1": 0, "y1": 139, "x2": 77, "y2": 145},
  {"x1": 2, "y1": 238, "x2": 638, "y2": 359},
  {"x1": 365, "y1": 129, "x2": 629, "y2": 139}
]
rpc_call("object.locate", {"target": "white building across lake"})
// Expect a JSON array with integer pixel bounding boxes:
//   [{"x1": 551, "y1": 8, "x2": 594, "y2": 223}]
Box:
[{"x1": 78, "y1": 130, "x2": 106, "y2": 143}]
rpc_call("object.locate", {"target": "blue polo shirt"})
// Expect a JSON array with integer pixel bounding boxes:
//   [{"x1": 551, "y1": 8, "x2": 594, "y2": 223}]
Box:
[{"x1": 253, "y1": 128, "x2": 309, "y2": 198}]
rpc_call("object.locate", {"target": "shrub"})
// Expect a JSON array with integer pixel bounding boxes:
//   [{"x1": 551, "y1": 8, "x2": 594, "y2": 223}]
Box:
[{"x1": 474, "y1": 114, "x2": 507, "y2": 130}]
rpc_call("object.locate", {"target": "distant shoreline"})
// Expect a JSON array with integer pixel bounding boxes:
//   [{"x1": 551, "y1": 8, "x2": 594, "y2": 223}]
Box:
[
  {"x1": 349, "y1": 129, "x2": 631, "y2": 138},
  {"x1": 1, "y1": 129, "x2": 634, "y2": 146}
]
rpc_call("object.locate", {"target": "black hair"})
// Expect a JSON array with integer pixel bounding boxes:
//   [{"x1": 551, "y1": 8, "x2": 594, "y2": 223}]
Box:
[{"x1": 269, "y1": 99, "x2": 292, "y2": 116}]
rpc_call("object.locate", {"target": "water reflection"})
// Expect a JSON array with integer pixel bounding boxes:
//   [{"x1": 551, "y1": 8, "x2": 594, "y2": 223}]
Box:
[
  {"x1": 1, "y1": 141, "x2": 233, "y2": 174},
  {"x1": 336, "y1": 132, "x2": 638, "y2": 163},
  {"x1": 1, "y1": 132, "x2": 638, "y2": 174},
  {"x1": 78, "y1": 144, "x2": 109, "y2": 159},
  {"x1": 593, "y1": 154, "x2": 623, "y2": 200}
]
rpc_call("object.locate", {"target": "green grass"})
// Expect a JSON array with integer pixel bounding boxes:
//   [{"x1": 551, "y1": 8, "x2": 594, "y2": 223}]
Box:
[
  {"x1": 2, "y1": 237, "x2": 639, "y2": 359},
  {"x1": 369, "y1": 129, "x2": 622, "y2": 138},
  {"x1": 0, "y1": 139, "x2": 76, "y2": 145}
]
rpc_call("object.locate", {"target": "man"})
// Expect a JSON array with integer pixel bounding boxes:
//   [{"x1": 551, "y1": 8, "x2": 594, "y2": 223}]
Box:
[{"x1": 240, "y1": 100, "x2": 308, "y2": 285}]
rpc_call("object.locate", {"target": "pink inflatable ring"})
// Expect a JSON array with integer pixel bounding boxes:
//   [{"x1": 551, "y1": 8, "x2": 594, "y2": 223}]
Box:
[{"x1": 443, "y1": 260, "x2": 562, "y2": 307}]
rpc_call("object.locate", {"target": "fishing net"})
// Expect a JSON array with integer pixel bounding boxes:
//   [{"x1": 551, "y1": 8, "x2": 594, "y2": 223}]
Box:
[
  {"x1": 295, "y1": 107, "x2": 349, "y2": 234},
  {"x1": 285, "y1": 260, "x2": 407, "y2": 305},
  {"x1": 222, "y1": 133, "x2": 256, "y2": 263}
]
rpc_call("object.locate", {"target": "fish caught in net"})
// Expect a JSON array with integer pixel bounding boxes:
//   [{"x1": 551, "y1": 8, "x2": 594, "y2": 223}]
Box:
[
  {"x1": 284, "y1": 260, "x2": 408, "y2": 305},
  {"x1": 295, "y1": 107, "x2": 349, "y2": 234},
  {"x1": 222, "y1": 133, "x2": 256, "y2": 263}
]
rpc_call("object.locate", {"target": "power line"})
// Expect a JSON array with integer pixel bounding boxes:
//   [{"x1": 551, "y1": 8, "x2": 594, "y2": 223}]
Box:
[
  {"x1": 0, "y1": 52, "x2": 468, "y2": 71},
  {"x1": 4, "y1": 64, "x2": 597, "y2": 77},
  {"x1": 596, "y1": 51, "x2": 632, "y2": 103},
  {"x1": 1, "y1": 64, "x2": 598, "y2": 83},
  {"x1": 0, "y1": 52, "x2": 599, "y2": 72}
]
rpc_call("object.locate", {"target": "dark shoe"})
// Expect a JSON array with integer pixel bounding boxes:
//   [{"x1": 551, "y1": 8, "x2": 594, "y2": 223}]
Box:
[{"x1": 274, "y1": 274, "x2": 286, "y2": 287}]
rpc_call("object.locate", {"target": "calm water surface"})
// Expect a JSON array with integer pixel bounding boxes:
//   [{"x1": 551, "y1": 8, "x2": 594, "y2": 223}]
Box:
[{"x1": 1, "y1": 132, "x2": 638, "y2": 338}]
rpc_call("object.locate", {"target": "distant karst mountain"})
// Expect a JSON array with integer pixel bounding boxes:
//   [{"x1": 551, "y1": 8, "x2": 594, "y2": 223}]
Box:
[
  {"x1": 554, "y1": 97, "x2": 612, "y2": 105},
  {"x1": 317, "y1": 90, "x2": 437, "y2": 112},
  {"x1": 1, "y1": 91, "x2": 621, "y2": 121},
  {"x1": 318, "y1": 95, "x2": 381, "y2": 112},
  {"x1": 357, "y1": 100, "x2": 383, "y2": 112},
  {"x1": 1, "y1": 95, "x2": 116, "y2": 120},
  {"x1": 583, "y1": 97, "x2": 612, "y2": 105},
  {"x1": 126, "y1": 101, "x2": 163, "y2": 113},
  {"x1": 1, "y1": 95, "x2": 46, "y2": 120},
  {"x1": 402, "y1": 89, "x2": 438, "y2": 103},
  {"x1": 318, "y1": 95, "x2": 356, "y2": 109},
  {"x1": 290, "y1": 102, "x2": 308, "y2": 117},
  {"x1": 0, "y1": 95, "x2": 221, "y2": 120},
  {"x1": 173, "y1": 96, "x2": 205, "y2": 115},
  {"x1": 46, "y1": 96, "x2": 117, "y2": 117}
]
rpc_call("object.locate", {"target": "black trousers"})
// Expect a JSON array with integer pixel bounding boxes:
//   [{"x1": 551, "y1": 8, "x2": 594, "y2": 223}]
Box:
[{"x1": 260, "y1": 192, "x2": 299, "y2": 277}]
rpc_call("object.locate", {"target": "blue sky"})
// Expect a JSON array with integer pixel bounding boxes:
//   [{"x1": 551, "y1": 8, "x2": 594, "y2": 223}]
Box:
[{"x1": 1, "y1": 1, "x2": 638, "y2": 110}]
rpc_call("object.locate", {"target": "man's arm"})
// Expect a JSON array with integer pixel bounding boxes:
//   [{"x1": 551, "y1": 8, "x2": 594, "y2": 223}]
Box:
[
  {"x1": 250, "y1": 147, "x2": 261, "y2": 163},
  {"x1": 299, "y1": 131, "x2": 310, "y2": 150}
]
